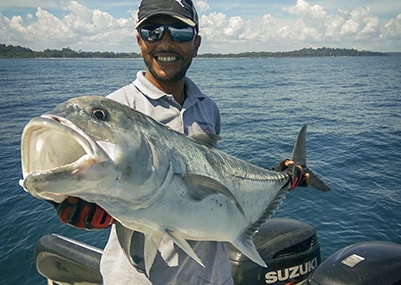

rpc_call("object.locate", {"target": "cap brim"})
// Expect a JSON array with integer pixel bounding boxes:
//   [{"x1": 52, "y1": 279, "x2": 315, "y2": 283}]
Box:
[{"x1": 136, "y1": 13, "x2": 196, "y2": 29}]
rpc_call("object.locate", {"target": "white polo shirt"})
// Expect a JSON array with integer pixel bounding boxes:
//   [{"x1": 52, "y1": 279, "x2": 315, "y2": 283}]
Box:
[
  {"x1": 107, "y1": 71, "x2": 220, "y2": 136},
  {"x1": 100, "y1": 71, "x2": 233, "y2": 285}
]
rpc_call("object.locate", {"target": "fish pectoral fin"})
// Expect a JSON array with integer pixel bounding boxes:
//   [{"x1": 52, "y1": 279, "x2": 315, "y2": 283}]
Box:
[
  {"x1": 143, "y1": 232, "x2": 164, "y2": 276},
  {"x1": 181, "y1": 174, "x2": 245, "y2": 217},
  {"x1": 116, "y1": 223, "x2": 165, "y2": 276},
  {"x1": 115, "y1": 222, "x2": 135, "y2": 265},
  {"x1": 232, "y1": 232, "x2": 267, "y2": 268},
  {"x1": 164, "y1": 229, "x2": 205, "y2": 268}
]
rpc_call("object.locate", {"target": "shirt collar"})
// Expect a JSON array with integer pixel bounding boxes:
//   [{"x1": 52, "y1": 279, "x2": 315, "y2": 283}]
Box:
[{"x1": 135, "y1": 71, "x2": 205, "y2": 103}]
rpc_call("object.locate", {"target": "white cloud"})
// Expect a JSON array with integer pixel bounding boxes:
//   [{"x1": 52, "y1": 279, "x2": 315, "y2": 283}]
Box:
[
  {"x1": 0, "y1": 0, "x2": 136, "y2": 51},
  {"x1": 224, "y1": 17, "x2": 243, "y2": 37},
  {"x1": 284, "y1": 0, "x2": 327, "y2": 20},
  {"x1": 0, "y1": 0, "x2": 400, "y2": 52},
  {"x1": 195, "y1": 1, "x2": 210, "y2": 14},
  {"x1": 382, "y1": 14, "x2": 401, "y2": 37},
  {"x1": 198, "y1": 0, "x2": 401, "y2": 52}
]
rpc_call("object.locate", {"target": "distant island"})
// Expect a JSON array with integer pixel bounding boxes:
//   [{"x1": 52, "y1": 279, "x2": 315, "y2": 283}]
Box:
[{"x1": 0, "y1": 43, "x2": 387, "y2": 58}]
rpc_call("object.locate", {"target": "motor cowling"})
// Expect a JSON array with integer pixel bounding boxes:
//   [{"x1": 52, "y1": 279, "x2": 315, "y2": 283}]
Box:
[
  {"x1": 227, "y1": 218, "x2": 321, "y2": 285},
  {"x1": 308, "y1": 241, "x2": 401, "y2": 285}
]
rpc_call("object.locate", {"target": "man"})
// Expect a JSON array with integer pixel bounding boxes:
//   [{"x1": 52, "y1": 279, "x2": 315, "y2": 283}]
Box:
[
  {"x1": 58, "y1": 0, "x2": 233, "y2": 284},
  {"x1": 55, "y1": 0, "x2": 308, "y2": 283},
  {"x1": 100, "y1": 0, "x2": 235, "y2": 283}
]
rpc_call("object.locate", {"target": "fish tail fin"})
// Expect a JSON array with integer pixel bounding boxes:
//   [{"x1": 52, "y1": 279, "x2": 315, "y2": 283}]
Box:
[
  {"x1": 306, "y1": 168, "x2": 331, "y2": 192},
  {"x1": 290, "y1": 125, "x2": 307, "y2": 166},
  {"x1": 231, "y1": 230, "x2": 267, "y2": 268},
  {"x1": 291, "y1": 125, "x2": 330, "y2": 192}
]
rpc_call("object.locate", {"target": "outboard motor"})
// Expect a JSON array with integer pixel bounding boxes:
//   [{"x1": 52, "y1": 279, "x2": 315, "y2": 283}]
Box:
[
  {"x1": 227, "y1": 218, "x2": 321, "y2": 285},
  {"x1": 308, "y1": 241, "x2": 401, "y2": 285}
]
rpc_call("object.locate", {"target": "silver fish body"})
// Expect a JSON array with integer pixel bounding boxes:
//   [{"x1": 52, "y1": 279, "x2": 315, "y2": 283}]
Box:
[{"x1": 20, "y1": 96, "x2": 329, "y2": 275}]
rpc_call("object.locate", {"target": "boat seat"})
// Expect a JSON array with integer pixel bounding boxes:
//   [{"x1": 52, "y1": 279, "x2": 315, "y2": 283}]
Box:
[{"x1": 35, "y1": 234, "x2": 103, "y2": 285}]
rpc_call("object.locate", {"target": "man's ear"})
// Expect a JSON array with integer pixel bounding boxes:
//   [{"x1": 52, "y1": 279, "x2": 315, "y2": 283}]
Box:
[
  {"x1": 193, "y1": 35, "x2": 201, "y2": 57},
  {"x1": 136, "y1": 34, "x2": 143, "y2": 54}
]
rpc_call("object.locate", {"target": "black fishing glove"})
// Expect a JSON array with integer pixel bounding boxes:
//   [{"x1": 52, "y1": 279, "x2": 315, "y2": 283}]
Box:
[
  {"x1": 49, "y1": 197, "x2": 113, "y2": 229},
  {"x1": 273, "y1": 159, "x2": 308, "y2": 190}
]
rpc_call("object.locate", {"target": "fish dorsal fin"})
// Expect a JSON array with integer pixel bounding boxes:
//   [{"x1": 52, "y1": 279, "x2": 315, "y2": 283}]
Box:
[
  {"x1": 164, "y1": 229, "x2": 205, "y2": 268},
  {"x1": 181, "y1": 173, "x2": 245, "y2": 217},
  {"x1": 189, "y1": 133, "x2": 221, "y2": 147}
]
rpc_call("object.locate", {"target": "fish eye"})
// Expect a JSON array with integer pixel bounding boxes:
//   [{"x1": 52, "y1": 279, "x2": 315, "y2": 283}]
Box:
[{"x1": 92, "y1": 108, "x2": 108, "y2": 121}]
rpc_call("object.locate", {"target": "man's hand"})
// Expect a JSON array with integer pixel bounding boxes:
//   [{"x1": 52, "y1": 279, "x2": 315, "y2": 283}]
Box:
[
  {"x1": 52, "y1": 197, "x2": 114, "y2": 229},
  {"x1": 274, "y1": 159, "x2": 310, "y2": 191}
]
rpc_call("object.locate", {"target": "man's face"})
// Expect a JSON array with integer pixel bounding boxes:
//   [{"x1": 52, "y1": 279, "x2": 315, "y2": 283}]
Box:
[{"x1": 137, "y1": 15, "x2": 201, "y2": 84}]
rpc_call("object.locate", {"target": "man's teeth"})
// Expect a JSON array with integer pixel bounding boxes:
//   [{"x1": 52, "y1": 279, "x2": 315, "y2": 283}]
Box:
[{"x1": 157, "y1": 56, "x2": 177, "y2": 62}]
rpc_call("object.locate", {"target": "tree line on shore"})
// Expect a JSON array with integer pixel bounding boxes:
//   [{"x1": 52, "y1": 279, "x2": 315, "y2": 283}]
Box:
[{"x1": 0, "y1": 43, "x2": 385, "y2": 58}]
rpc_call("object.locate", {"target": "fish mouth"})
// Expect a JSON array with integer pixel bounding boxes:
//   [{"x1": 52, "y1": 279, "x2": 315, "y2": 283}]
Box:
[{"x1": 20, "y1": 114, "x2": 110, "y2": 199}]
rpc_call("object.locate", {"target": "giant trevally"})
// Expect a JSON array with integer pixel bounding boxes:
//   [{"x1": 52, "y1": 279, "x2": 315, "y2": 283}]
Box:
[{"x1": 20, "y1": 95, "x2": 330, "y2": 275}]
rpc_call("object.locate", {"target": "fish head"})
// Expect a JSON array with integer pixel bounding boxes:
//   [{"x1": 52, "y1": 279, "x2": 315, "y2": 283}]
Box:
[{"x1": 20, "y1": 96, "x2": 156, "y2": 205}]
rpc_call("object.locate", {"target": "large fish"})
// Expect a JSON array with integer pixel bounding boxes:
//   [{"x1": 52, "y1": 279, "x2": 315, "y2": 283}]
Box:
[{"x1": 20, "y1": 96, "x2": 329, "y2": 275}]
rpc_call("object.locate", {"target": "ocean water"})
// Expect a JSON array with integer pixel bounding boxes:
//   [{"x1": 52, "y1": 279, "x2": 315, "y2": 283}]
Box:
[{"x1": 1, "y1": 56, "x2": 401, "y2": 284}]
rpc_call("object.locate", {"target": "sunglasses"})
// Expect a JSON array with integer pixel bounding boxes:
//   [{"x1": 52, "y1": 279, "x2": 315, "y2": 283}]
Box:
[{"x1": 138, "y1": 24, "x2": 196, "y2": 43}]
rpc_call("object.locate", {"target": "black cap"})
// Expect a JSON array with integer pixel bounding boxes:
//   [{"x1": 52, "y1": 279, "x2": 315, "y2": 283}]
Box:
[{"x1": 136, "y1": 0, "x2": 199, "y2": 29}]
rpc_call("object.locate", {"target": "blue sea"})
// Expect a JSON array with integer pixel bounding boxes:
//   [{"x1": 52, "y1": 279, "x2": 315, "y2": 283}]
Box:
[{"x1": 1, "y1": 56, "x2": 401, "y2": 284}]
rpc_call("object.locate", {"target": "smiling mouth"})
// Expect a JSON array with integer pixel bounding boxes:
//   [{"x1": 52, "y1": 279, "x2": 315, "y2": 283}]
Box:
[{"x1": 155, "y1": 55, "x2": 179, "y2": 63}]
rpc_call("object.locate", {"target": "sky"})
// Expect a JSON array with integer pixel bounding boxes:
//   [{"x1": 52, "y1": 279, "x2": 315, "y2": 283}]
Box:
[{"x1": 0, "y1": 0, "x2": 400, "y2": 53}]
